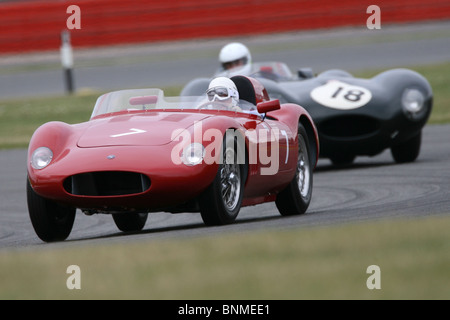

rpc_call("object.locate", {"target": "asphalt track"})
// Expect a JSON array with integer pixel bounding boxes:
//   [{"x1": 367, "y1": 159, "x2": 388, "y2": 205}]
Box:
[
  {"x1": 0, "y1": 21, "x2": 450, "y2": 249},
  {"x1": 1, "y1": 124, "x2": 450, "y2": 249}
]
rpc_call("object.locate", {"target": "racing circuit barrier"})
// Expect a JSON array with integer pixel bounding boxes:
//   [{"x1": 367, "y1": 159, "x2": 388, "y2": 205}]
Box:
[{"x1": 0, "y1": 0, "x2": 449, "y2": 54}]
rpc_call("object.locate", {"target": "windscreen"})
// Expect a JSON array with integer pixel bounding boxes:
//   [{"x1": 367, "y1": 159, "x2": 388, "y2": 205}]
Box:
[{"x1": 90, "y1": 88, "x2": 259, "y2": 119}]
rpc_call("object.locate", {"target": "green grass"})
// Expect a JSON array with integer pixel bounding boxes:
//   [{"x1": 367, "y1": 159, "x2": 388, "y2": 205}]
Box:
[
  {"x1": 0, "y1": 214, "x2": 449, "y2": 300},
  {"x1": 0, "y1": 86, "x2": 181, "y2": 149},
  {"x1": 0, "y1": 92, "x2": 95, "y2": 149},
  {"x1": 0, "y1": 61, "x2": 449, "y2": 149}
]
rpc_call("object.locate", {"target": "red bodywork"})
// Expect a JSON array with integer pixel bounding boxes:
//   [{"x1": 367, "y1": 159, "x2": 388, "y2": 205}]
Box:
[{"x1": 27, "y1": 83, "x2": 318, "y2": 215}]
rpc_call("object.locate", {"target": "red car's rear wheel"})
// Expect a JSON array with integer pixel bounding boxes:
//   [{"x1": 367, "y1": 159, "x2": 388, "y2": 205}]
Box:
[{"x1": 275, "y1": 123, "x2": 313, "y2": 216}]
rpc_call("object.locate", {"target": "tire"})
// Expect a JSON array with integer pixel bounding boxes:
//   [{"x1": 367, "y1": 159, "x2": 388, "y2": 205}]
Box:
[
  {"x1": 330, "y1": 154, "x2": 356, "y2": 166},
  {"x1": 275, "y1": 123, "x2": 313, "y2": 216},
  {"x1": 199, "y1": 132, "x2": 245, "y2": 226},
  {"x1": 112, "y1": 212, "x2": 148, "y2": 232},
  {"x1": 391, "y1": 131, "x2": 421, "y2": 163},
  {"x1": 27, "y1": 177, "x2": 76, "y2": 242}
]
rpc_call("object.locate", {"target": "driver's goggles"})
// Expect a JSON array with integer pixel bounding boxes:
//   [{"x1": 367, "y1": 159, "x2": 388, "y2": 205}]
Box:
[
  {"x1": 206, "y1": 87, "x2": 232, "y2": 101},
  {"x1": 222, "y1": 57, "x2": 248, "y2": 70}
]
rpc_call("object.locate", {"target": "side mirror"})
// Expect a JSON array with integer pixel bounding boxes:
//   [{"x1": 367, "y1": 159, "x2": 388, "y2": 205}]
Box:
[
  {"x1": 257, "y1": 99, "x2": 280, "y2": 114},
  {"x1": 297, "y1": 67, "x2": 314, "y2": 79},
  {"x1": 129, "y1": 95, "x2": 158, "y2": 106}
]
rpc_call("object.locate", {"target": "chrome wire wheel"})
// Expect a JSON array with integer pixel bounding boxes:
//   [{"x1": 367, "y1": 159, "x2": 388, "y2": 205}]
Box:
[
  {"x1": 275, "y1": 123, "x2": 313, "y2": 216},
  {"x1": 297, "y1": 133, "x2": 311, "y2": 199},
  {"x1": 220, "y1": 148, "x2": 241, "y2": 211},
  {"x1": 199, "y1": 132, "x2": 245, "y2": 226}
]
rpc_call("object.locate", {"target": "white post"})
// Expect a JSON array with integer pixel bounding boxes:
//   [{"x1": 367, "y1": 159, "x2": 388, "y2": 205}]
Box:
[{"x1": 60, "y1": 30, "x2": 74, "y2": 94}]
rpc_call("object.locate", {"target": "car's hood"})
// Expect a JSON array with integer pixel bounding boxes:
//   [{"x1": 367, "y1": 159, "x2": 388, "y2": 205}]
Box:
[{"x1": 77, "y1": 112, "x2": 210, "y2": 147}]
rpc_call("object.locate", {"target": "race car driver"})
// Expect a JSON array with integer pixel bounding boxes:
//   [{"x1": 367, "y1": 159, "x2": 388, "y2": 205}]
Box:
[
  {"x1": 217, "y1": 42, "x2": 252, "y2": 76},
  {"x1": 206, "y1": 76, "x2": 241, "y2": 112}
]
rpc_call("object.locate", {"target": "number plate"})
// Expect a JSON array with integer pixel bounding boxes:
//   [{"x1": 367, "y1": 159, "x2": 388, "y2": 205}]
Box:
[{"x1": 310, "y1": 80, "x2": 372, "y2": 110}]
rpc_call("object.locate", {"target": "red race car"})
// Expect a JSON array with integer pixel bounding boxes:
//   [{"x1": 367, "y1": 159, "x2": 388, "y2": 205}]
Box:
[{"x1": 27, "y1": 76, "x2": 319, "y2": 242}]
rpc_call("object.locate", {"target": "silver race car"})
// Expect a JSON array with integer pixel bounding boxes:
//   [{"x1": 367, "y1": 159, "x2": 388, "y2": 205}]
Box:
[{"x1": 182, "y1": 61, "x2": 433, "y2": 165}]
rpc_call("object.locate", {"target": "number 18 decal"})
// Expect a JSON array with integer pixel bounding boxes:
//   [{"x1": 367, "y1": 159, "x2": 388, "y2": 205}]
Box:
[{"x1": 310, "y1": 80, "x2": 372, "y2": 110}]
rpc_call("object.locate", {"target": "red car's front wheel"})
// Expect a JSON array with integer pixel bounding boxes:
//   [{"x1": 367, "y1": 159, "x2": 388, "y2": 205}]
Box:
[
  {"x1": 199, "y1": 132, "x2": 245, "y2": 226},
  {"x1": 112, "y1": 212, "x2": 148, "y2": 232},
  {"x1": 27, "y1": 177, "x2": 76, "y2": 242}
]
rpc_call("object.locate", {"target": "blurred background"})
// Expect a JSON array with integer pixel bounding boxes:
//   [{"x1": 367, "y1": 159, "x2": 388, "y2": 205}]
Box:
[
  {"x1": 0, "y1": 0, "x2": 449, "y2": 98},
  {"x1": 2, "y1": 0, "x2": 450, "y2": 53}
]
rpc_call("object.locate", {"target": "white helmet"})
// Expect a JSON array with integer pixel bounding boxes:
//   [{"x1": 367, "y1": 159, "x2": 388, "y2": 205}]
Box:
[
  {"x1": 206, "y1": 77, "x2": 239, "y2": 108},
  {"x1": 219, "y1": 42, "x2": 252, "y2": 74}
]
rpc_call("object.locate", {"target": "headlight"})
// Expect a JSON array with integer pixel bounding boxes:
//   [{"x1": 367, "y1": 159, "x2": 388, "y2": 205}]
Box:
[
  {"x1": 402, "y1": 88, "x2": 425, "y2": 120},
  {"x1": 31, "y1": 147, "x2": 53, "y2": 169},
  {"x1": 182, "y1": 143, "x2": 205, "y2": 166}
]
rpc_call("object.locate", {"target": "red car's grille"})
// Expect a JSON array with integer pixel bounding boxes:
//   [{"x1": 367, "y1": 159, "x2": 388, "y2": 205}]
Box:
[{"x1": 63, "y1": 171, "x2": 151, "y2": 196}]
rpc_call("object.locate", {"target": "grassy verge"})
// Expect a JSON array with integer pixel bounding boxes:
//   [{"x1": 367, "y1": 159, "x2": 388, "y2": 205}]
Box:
[
  {"x1": 0, "y1": 61, "x2": 449, "y2": 149},
  {"x1": 0, "y1": 214, "x2": 448, "y2": 300},
  {"x1": 0, "y1": 86, "x2": 181, "y2": 149}
]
